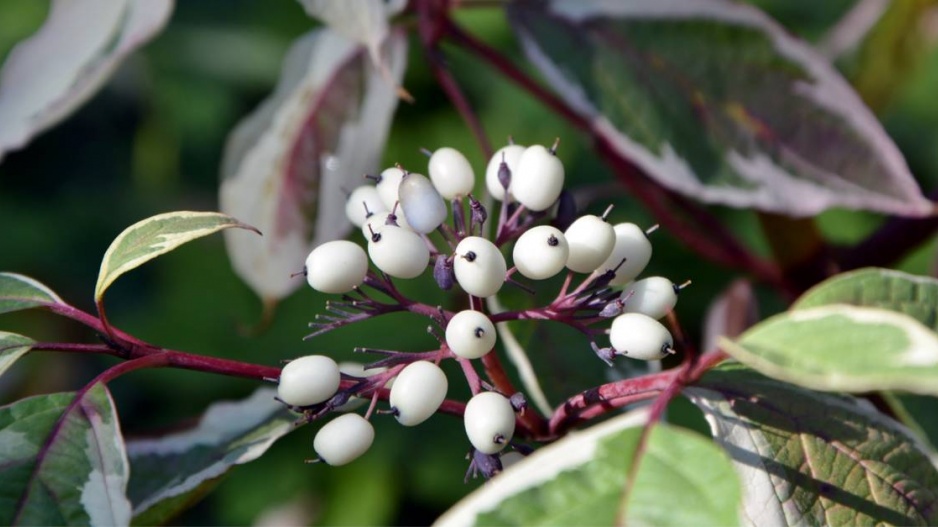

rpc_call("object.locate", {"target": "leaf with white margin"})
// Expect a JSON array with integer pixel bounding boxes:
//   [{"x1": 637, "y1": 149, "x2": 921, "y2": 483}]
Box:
[
  {"x1": 507, "y1": 0, "x2": 932, "y2": 217},
  {"x1": 126, "y1": 388, "x2": 295, "y2": 525},
  {"x1": 297, "y1": 0, "x2": 406, "y2": 65},
  {"x1": 1, "y1": 385, "x2": 131, "y2": 526},
  {"x1": 0, "y1": 0, "x2": 173, "y2": 163},
  {"x1": 685, "y1": 364, "x2": 938, "y2": 526},
  {"x1": 793, "y1": 267, "x2": 938, "y2": 332},
  {"x1": 435, "y1": 408, "x2": 742, "y2": 527},
  {"x1": 0, "y1": 332, "x2": 33, "y2": 380},
  {"x1": 220, "y1": 28, "x2": 406, "y2": 305},
  {"x1": 721, "y1": 304, "x2": 938, "y2": 396},
  {"x1": 0, "y1": 272, "x2": 67, "y2": 315},
  {"x1": 95, "y1": 211, "x2": 259, "y2": 304}
]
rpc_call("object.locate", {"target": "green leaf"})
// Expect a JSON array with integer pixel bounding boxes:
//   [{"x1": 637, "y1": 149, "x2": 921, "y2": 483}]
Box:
[
  {"x1": 793, "y1": 267, "x2": 938, "y2": 331},
  {"x1": 95, "y1": 211, "x2": 259, "y2": 303},
  {"x1": 0, "y1": 332, "x2": 33, "y2": 379},
  {"x1": 0, "y1": 385, "x2": 132, "y2": 526},
  {"x1": 685, "y1": 364, "x2": 938, "y2": 526},
  {"x1": 507, "y1": 0, "x2": 931, "y2": 217},
  {"x1": 0, "y1": 272, "x2": 66, "y2": 314},
  {"x1": 436, "y1": 410, "x2": 741, "y2": 527},
  {"x1": 721, "y1": 304, "x2": 938, "y2": 395},
  {"x1": 127, "y1": 388, "x2": 295, "y2": 525}
]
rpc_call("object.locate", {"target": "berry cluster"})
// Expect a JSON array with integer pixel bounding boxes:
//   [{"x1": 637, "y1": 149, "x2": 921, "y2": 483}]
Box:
[{"x1": 279, "y1": 139, "x2": 685, "y2": 475}]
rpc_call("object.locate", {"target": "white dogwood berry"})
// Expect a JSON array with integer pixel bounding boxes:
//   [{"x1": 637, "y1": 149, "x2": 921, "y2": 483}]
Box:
[
  {"x1": 621, "y1": 276, "x2": 678, "y2": 319},
  {"x1": 367, "y1": 225, "x2": 429, "y2": 279},
  {"x1": 564, "y1": 214, "x2": 615, "y2": 273},
  {"x1": 609, "y1": 313, "x2": 674, "y2": 361},
  {"x1": 512, "y1": 225, "x2": 568, "y2": 280},
  {"x1": 375, "y1": 167, "x2": 406, "y2": 211},
  {"x1": 597, "y1": 223, "x2": 653, "y2": 285},
  {"x1": 345, "y1": 185, "x2": 386, "y2": 228},
  {"x1": 361, "y1": 210, "x2": 411, "y2": 239},
  {"x1": 390, "y1": 361, "x2": 448, "y2": 426},
  {"x1": 305, "y1": 241, "x2": 368, "y2": 294},
  {"x1": 277, "y1": 355, "x2": 341, "y2": 407},
  {"x1": 313, "y1": 413, "x2": 375, "y2": 466},
  {"x1": 446, "y1": 310, "x2": 496, "y2": 359},
  {"x1": 454, "y1": 236, "x2": 507, "y2": 298},
  {"x1": 485, "y1": 144, "x2": 525, "y2": 201},
  {"x1": 464, "y1": 392, "x2": 516, "y2": 454},
  {"x1": 512, "y1": 144, "x2": 564, "y2": 211},
  {"x1": 429, "y1": 147, "x2": 475, "y2": 199},
  {"x1": 399, "y1": 173, "x2": 447, "y2": 234}
]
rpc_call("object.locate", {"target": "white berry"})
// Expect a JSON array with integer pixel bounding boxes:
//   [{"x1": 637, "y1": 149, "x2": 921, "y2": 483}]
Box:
[
  {"x1": 367, "y1": 225, "x2": 429, "y2": 279},
  {"x1": 609, "y1": 313, "x2": 674, "y2": 361},
  {"x1": 277, "y1": 355, "x2": 341, "y2": 407},
  {"x1": 429, "y1": 147, "x2": 475, "y2": 199},
  {"x1": 390, "y1": 361, "x2": 448, "y2": 426},
  {"x1": 313, "y1": 413, "x2": 375, "y2": 466},
  {"x1": 597, "y1": 223, "x2": 652, "y2": 285},
  {"x1": 454, "y1": 236, "x2": 507, "y2": 298},
  {"x1": 345, "y1": 185, "x2": 387, "y2": 228},
  {"x1": 398, "y1": 173, "x2": 447, "y2": 234},
  {"x1": 375, "y1": 167, "x2": 406, "y2": 211},
  {"x1": 512, "y1": 225, "x2": 568, "y2": 280},
  {"x1": 485, "y1": 144, "x2": 525, "y2": 201},
  {"x1": 564, "y1": 214, "x2": 615, "y2": 273},
  {"x1": 621, "y1": 276, "x2": 678, "y2": 319},
  {"x1": 512, "y1": 144, "x2": 564, "y2": 211},
  {"x1": 464, "y1": 392, "x2": 516, "y2": 454},
  {"x1": 304, "y1": 241, "x2": 368, "y2": 294},
  {"x1": 446, "y1": 310, "x2": 497, "y2": 359}
]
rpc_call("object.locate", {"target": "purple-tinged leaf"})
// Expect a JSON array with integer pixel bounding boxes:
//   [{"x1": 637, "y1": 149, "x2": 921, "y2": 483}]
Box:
[
  {"x1": 126, "y1": 388, "x2": 294, "y2": 525},
  {"x1": 0, "y1": 332, "x2": 34, "y2": 380},
  {"x1": 0, "y1": 272, "x2": 67, "y2": 314},
  {"x1": 220, "y1": 28, "x2": 407, "y2": 305},
  {"x1": 0, "y1": 0, "x2": 173, "y2": 163},
  {"x1": 1, "y1": 386, "x2": 131, "y2": 526},
  {"x1": 507, "y1": 0, "x2": 933, "y2": 217}
]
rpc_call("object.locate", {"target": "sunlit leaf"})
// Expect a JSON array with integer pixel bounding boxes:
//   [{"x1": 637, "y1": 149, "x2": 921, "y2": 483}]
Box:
[
  {"x1": 0, "y1": 332, "x2": 33, "y2": 380},
  {"x1": 435, "y1": 409, "x2": 741, "y2": 526},
  {"x1": 0, "y1": 272, "x2": 66, "y2": 314},
  {"x1": 686, "y1": 364, "x2": 938, "y2": 526},
  {"x1": 0, "y1": 0, "x2": 173, "y2": 163},
  {"x1": 94, "y1": 211, "x2": 259, "y2": 304},
  {"x1": 219, "y1": 28, "x2": 406, "y2": 305},
  {"x1": 0, "y1": 385, "x2": 131, "y2": 526},
  {"x1": 793, "y1": 267, "x2": 938, "y2": 331},
  {"x1": 297, "y1": 0, "x2": 406, "y2": 65},
  {"x1": 507, "y1": 0, "x2": 932, "y2": 217},
  {"x1": 722, "y1": 304, "x2": 938, "y2": 396},
  {"x1": 126, "y1": 388, "x2": 295, "y2": 525}
]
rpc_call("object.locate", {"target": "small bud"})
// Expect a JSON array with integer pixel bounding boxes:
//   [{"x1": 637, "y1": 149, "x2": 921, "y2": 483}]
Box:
[
  {"x1": 498, "y1": 156, "x2": 512, "y2": 190},
  {"x1": 465, "y1": 449, "x2": 503, "y2": 482},
  {"x1": 591, "y1": 342, "x2": 616, "y2": 366},
  {"x1": 509, "y1": 392, "x2": 527, "y2": 413},
  {"x1": 434, "y1": 255, "x2": 456, "y2": 290},
  {"x1": 468, "y1": 194, "x2": 487, "y2": 231}
]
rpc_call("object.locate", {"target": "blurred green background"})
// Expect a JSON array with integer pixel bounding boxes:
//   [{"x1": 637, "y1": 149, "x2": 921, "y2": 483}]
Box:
[{"x1": 2, "y1": 0, "x2": 938, "y2": 524}]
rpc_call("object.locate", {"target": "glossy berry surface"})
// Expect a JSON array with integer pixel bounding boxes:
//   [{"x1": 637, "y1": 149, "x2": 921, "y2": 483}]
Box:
[
  {"x1": 305, "y1": 241, "x2": 368, "y2": 294},
  {"x1": 398, "y1": 173, "x2": 448, "y2": 234},
  {"x1": 429, "y1": 147, "x2": 475, "y2": 199},
  {"x1": 609, "y1": 313, "x2": 673, "y2": 361},
  {"x1": 598, "y1": 223, "x2": 653, "y2": 285},
  {"x1": 390, "y1": 361, "x2": 448, "y2": 426},
  {"x1": 512, "y1": 144, "x2": 564, "y2": 211},
  {"x1": 446, "y1": 309, "x2": 497, "y2": 359},
  {"x1": 454, "y1": 236, "x2": 507, "y2": 298},
  {"x1": 277, "y1": 355, "x2": 341, "y2": 407},
  {"x1": 564, "y1": 214, "x2": 615, "y2": 274},
  {"x1": 464, "y1": 391, "x2": 516, "y2": 454},
  {"x1": 313, "y1": 413, "x2": 375, "y2": 466},
  {"x1": 512, "y1": 225, "x2": 568, "y2": 280},
  {"x1": 367, "y1": 225, "x2": 429, "y2": 279},
  {"x1": 621, "y1": 276, "x2": 678, "y2": 319}
]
